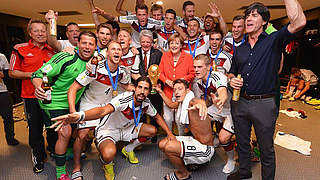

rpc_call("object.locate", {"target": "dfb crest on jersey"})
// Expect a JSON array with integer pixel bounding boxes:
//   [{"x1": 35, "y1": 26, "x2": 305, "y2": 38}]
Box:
[{"x1": 127, "y1": 59, "x2": 133, "y2": 65}]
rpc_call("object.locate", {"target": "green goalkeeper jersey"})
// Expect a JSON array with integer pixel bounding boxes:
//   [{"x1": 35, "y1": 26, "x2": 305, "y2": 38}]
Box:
[{"x1": 32, "y1": 52, "x2": 87, "y2": 110}]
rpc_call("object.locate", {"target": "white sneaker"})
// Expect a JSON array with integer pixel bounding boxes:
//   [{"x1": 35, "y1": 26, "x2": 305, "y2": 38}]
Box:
[
  {"x1": 223, "y1": 160, "x2": 236, "y2": 174},
  {"x1": 223, "y1": 150, "x2": 235, "y2": 174}
]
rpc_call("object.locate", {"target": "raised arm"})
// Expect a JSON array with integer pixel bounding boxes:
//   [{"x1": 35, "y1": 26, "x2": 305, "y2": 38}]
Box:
[
  {"x1": 207, "y1": 2, "x2": 228, "y2": 36},
  {"x1": 87, "y1": 0, "x2": 101, "y2": 27},
  {"x1": 45, "y1": 10, "x2": 63, "y2": 52},
  {"x1": 93, "y1": 6, "x2": 118, "y2": 22},
  {"x1": 116, "y1": 0, "x2": 128, "y2": 16},
  {"x1": 285, "y1": 0, "x2": 306, "y2": 33}
]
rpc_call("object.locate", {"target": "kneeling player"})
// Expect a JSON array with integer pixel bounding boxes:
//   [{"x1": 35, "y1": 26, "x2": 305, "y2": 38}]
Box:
[
  {"x1": 51, "y1": 77, "x2": 174, "y2": 180},
  {"x1": 157, "y1": 79, "x2": 215, "y2": 180},
  {"x1": 193, "y1": 54, "x2": 236, "y2": 173}
]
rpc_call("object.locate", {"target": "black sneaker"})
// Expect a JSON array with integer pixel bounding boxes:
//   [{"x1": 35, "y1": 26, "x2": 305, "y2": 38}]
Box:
[
  {"x1": 227, "y1": 170, "x2": 252, "y2": 180},
  {"x1": 33, "y1": 162, "x2": 44, "y2": 173},
  {"x1": 6, "y1": 138, "x2": 19, "y2": 146},
  {"x1": 32, "y1": 153, "x2": 44, "y2": 173}
]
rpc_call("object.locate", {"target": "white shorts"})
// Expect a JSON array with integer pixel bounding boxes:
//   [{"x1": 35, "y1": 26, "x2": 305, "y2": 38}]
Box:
[
  {"x1": 78, "y1": 102, "x2": 107, "y2": 129},
  {"x1": 95, "y1": 123, "x2": 143, "y2": 148},
  {"x1": 176, "y1": 136, "x2": 215, "y2": 165},
  {"x1": 208, "y1": 105, "x2": 234, "y2": 134}
]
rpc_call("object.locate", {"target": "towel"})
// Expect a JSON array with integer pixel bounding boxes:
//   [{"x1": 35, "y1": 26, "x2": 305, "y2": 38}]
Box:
[
  {"x1": 274, "y1": 131, "x2": 311, "y2": 156},
  {"x1": 176, "y1": 91, "x2": 194, "y2": 125}
]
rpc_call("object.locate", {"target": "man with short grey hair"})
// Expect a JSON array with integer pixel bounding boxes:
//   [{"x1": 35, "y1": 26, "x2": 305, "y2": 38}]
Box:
[{"x1": 131, "y1": 30, "x2": 162, "y2": 80}]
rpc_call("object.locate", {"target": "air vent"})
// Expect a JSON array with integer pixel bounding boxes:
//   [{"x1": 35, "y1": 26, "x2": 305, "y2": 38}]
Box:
[
  {"x1": 39, "y1": 11, "x2": 82, "y2": 16},
  {"x1": 238, "y1": 5, "x2": 285, "y2": 10}
]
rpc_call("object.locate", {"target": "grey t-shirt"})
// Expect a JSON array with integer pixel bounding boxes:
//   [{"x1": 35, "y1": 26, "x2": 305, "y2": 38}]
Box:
[{"x1": 0, "y1": 53, "x2": 9, "y2": 92}]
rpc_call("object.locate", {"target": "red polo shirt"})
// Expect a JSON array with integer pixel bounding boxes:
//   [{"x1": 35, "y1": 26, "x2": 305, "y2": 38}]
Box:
[{"x1": 9, "y1": 40, "x2": 55, "y2": 98}]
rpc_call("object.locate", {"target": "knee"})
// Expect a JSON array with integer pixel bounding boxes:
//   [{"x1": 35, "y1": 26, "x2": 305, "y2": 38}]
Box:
[
  {"x1": 163, "y1": 141, "x2": 179, "y2": 155},
  {"x1": 77, "y1": 129, "x2": 89, "y2": 141},
  {"x1": 59, "y1": 125, "x2": 72, "y2": 140},
  {"x1": 219, "y1": 131, "x2": 232, "y2": 144},
  {"x1": 100, "y1": 148, "x2": 116, "y2": 162},
  {"x1": 149, "y1": 126, "x2": 157, "y2": 137},
  {"x1": 158, "y1": 139, "x2": 168, "y2": 152},
  {"x1": 142, "y1": 125, "x2": 157, "y2": 137}
]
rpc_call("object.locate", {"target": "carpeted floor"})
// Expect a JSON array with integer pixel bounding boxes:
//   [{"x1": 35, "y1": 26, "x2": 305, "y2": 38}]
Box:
[{"x1": 0, "y1": 99, "x2": 319, "y2": 180}]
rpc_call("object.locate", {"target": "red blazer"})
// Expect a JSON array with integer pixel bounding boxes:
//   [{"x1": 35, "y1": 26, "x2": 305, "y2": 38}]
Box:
[{"x1": 159, "y1": 51, "x2": 195, "y2": 99}]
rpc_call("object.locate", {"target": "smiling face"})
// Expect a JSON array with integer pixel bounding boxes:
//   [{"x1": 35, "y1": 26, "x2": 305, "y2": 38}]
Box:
[
  {"x1": 97, "y1": 27, "x2": 112, "y2": 48},
  {"x1": 187, "y1": 20, "x2": 200, "y2": 39},
  {"x1": 66, "y1": 24, "x2": 80, "y2": 46},
  {"x1": 78, "y1": 35, "x2": 96, "y2": 60},
  {"x1": 117, "y1": 30, "x2": 131, "y2": 51},
  {"x1": 183, "y1": 5, "x2": 195, "y2": 21},
  {"x1": 209, "y1": 33, "x2": 222, "y2": 53},
  {"x1": 134, "y1": 80, "x2": 151, "y2": 102},
  {"x1": 169, "y1": 37, "x2": 182, "y2": 55},
  {"x1": 29, "y1": 23, "x2": 47, "y2": 45},
  {"x1": 107, "y1": 42, "x2": 122, "y2": 64},
  {"x1": 204, "y1": 16, "x2": 215, "y2": 32},
  {"x1": 140, "y1": 35, "x2": 152, "y2": 52},
  {"x1": 232, "y1": 19, "x2": 245, "y2": 41},
  {"x1": 174, "y1": 83, "x2": 188, "y2": 103},
  {"x1": 245, "y1": 9, "x2": 266, "y2": 35},
  {"x1": 136, "y1": 8, "x2": 148, "y2": 27}
]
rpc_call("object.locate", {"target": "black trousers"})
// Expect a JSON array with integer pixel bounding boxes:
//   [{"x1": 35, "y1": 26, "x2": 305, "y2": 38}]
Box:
[
  {"x1": 23, "y1": 98, "x2": 47, "y2": 162},
  {"x1": 231, "y1": 97, "x2": 277, "y2": 180},
  {"x1": 0, "y1": 92, "x2": 15, "y2": 141}
]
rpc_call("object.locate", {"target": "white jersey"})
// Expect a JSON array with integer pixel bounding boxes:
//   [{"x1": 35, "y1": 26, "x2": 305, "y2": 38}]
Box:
[
  {"x1": 156, "y1": 27, "x2": 175, "y2": 52},
  {"x1": 193, "y1": 71, "x2": 227, "y2": 103},
  {"x1": 194, "y1": 71, "x2": 231, "y2": 115},
  {"x1": 76, "y1": 61, "x2": 130, "y2": 105},
  {"x1": 176, "y1": 91, "x2": 195, "y2": 125},
  {"x1": 222, "y1": 32, "x2": 245, "y2": 56},
  {"x1": 119, "y1": 15, "x2": 162, "y2": 48},
  {"x1": 176, "y1": 16, "x2": 204, "y2": 34},
  {"x1": 207, "y1": 49, "x2": 232, "y2": 74},
  {"x1": 96, "y1": 91, "x2": 157, "y2": 131},
  {"x1": 183, "y1": 35, "x2": 210, "y2": 58},
  {"x1": 120, "y1": 49, "x2": 140, "y2": 74}
]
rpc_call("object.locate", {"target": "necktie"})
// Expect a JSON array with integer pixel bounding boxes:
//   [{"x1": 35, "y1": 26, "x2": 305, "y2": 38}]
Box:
[{"x1": 144, "y1": 51, "x2": 148, "y2": 72}]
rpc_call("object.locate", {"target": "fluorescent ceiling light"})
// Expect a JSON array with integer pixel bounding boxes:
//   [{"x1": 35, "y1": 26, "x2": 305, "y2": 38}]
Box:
[{"x1": 156, "y1": 1, "x2": 163, "y2": 5}]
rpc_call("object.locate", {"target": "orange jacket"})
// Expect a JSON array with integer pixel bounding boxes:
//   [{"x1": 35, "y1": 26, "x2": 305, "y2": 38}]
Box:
[{"x1": 159, "y1": 51, "x2": 195, "y2": 99}]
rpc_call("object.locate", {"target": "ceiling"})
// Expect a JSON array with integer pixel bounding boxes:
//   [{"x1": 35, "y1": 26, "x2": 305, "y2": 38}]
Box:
[{"x1": 0, "y1": 0, "x2": 319, "y2": 27}]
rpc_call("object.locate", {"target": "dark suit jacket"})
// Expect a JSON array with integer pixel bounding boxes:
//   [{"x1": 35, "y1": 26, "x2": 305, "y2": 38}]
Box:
[
  {"x1": 137, "y1": 47, "x2": 163, "y2": 121},
  {"x1": 137, "y1": 47, "x2": 163, "y2": 77}
]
